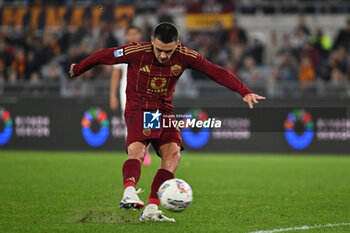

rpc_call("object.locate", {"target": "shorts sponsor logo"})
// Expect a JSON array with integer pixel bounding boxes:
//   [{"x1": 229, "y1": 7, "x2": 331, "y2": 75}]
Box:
[
  {"x1": 114, "y1": 49, "x2": 123, "y2": 57},
  {"x1": 284, "y1": 109, "x2": 314, "y2": 150},
  {"x1": 143, "y1": 110, "x2": 161, "y2": 129}
]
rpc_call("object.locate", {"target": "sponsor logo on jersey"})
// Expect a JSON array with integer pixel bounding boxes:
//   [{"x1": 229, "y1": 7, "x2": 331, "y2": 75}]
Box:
[
  {"x1": 114, "y1": 49, "x2": 123, "y2": 57},
  {"x1": 147, "y1": 77, "x2": 168, "y2": 96},
  {"x1": 139, "y1": 65, "x2": 150, "y2": 73},
  {"x1": 151, "y1": 77, "x2": 167, "y2": 89}
]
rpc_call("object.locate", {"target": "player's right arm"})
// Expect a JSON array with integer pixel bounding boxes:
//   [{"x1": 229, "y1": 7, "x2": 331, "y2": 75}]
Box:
[
  {"x1": 183, "y1": 46, "x2": 265, "y2": 108},
  {"x1": 110, "y1": 66, "x2": 122, "y2": 110},
  {"x1": 69, "y1": 44, "x2": 132, "y2": 78}
]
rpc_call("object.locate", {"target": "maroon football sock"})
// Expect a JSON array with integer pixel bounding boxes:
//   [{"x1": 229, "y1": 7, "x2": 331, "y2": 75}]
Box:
[
  {"x1": 147, "y1": 168, "x2": 174, "y2": 205},
  {"x1": 122, "y1": 159, "x2": 141, "y2": 189}
]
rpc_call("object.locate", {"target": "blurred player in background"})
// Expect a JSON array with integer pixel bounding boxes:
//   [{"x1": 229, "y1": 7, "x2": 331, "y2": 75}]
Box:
[
  {"x1": 110, "y1": 25, "x2": 151, "y2": 166},
  {"x1": 69, "y1": 22, "x2": 265, "y2": 222}
]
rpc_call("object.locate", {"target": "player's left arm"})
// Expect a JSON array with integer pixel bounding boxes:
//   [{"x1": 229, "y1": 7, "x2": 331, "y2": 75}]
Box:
[{"x1": 187, "y1": 53, "x2": 265, "y2": 109}]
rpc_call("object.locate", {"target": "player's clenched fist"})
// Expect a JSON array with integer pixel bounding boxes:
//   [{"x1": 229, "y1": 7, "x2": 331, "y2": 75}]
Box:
[{"x1": 69, "y1": 63, "x2": 76, "y2": 78}]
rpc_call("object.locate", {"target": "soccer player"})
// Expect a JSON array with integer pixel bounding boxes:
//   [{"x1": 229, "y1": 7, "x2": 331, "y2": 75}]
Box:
[
  {"x1": 110, "y1": 25, "x2": 151, "y2": 166},
  {"x1": 69, "y1": 22, "x2": 265, "y2": 222}
]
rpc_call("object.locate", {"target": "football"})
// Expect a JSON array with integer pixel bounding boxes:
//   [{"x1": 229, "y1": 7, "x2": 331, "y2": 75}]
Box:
[{"x1": 158, "y1": 178, "x2": 193, "y2": 212}]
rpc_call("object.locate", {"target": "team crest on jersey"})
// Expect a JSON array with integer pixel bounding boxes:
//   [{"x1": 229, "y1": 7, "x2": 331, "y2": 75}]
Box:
[
  {"x1": 171, "y1": 64, "x2": 182, "y2": 76},
  {"x1": 143, "y1": 129, "x2": 151, "y2": 136}
]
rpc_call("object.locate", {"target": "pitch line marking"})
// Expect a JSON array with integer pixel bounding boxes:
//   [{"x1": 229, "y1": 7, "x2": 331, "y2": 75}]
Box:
[{"x1": 249, "y1": 222, "x2": 350, "y2": 233}]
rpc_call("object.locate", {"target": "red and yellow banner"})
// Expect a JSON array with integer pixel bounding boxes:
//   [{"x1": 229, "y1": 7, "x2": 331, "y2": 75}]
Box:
[
  {"x1": 1, "y1": 6, "x2": 135, "y2": 29},
  {"x1": 186, "y1": 13, "x2": 233, "y2": 30}
]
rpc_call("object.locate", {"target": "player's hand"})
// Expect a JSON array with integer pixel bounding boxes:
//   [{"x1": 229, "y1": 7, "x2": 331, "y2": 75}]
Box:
[
  {"x1": 243, "y1": 93, "x2": 266, "y2": 109},
  {"x1": 110, "y1": 95, "x2": 119, "y2": 111},
  {"x1": 69, "y1": 63, "x2": 77, "y2": 78}
]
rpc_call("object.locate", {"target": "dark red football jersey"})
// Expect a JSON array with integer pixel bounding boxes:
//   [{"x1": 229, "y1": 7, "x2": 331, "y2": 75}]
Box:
[{"x1": 73, "y1": 42, "x2": 252, "y2": 113}]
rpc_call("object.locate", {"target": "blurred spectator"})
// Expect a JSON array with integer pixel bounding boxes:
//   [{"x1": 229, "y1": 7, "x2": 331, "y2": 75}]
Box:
[
  {"x1": 320, "y1": 46, "x2": 347, "y2": 82},
  {"x1": 7, "y1": 68, "x2": 18, "y2": 84},
  {"x1": 290, "y1": 27, "x2": 309, "y2": 59},
  {"x1": 105, "y1": 21, "x2": 123, "y2": 48},
  {"x1": 213, "y1": 21, "x2": 228, "y2": 46},
  {"x1": 0, "y1": 38, "x2": 15, "y2": 81},
  {"x1": 57, "y1": 21, "x2": 71, "y2": 54},
  {"x1": 140, "y1": 15, "x2": 153, "y2": 42},
  {"x1": 295, "y1": 17, "x2": 311, "y2": 36},
  {"x1": 245, "y1": 32, "x2": 265, "y2": 65},
  {"x1": 238, "y1": 56, "x2": 261, "y2": 83},
  {"x1": 333, "y1": 18, "x2": 350, "y2": 51},
  {"x1": 25, "y1": 51, "x2": 40, "y2": 81},
  {"x1": 11, "y1": 48, "x2": 26, "y2": 81},
  {"x1": 225, "y1": 58, "x2": 239, "y2": 76},
  {"x1": 300, "y1": 42, "x2": 320, "y2": 73},
  {"x1": 269, "y1": 51, "x2": 298, "y2": 82},
  {"x1": 310, "y1": 26, "x2": 333, "y2": 59},
  {"x1": 298, "y1": 56, "x2": 315, "y2": 83},
  {"x1": 227, "y1": 18, "x2": 248, "y2": 46},
  {"x1": 265, "y1": 31, "x2": 280, "y2": 66},
  {"x1": 346, "y1": 53, "x2": 350, "y2": 81}
]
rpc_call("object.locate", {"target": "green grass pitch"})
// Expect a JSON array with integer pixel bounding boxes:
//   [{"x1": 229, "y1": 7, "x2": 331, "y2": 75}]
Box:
[{"x1": 0, "y1": 151, "x2": 349, "y2": 233}]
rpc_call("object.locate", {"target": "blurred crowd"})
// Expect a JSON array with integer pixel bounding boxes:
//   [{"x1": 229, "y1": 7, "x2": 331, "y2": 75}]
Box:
[
  {"x1": 192, "y1": 17, "x2": 350, "y2": 87},
  {"x1": 0, "y1": 2, "x2": 350, "y2": 92}
]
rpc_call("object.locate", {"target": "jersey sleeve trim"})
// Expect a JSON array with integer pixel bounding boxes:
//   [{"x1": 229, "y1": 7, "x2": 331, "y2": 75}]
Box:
[
  {"x1": 176, "y1": 44, "x2": 198, "y2": 58},
  {"x1": 124, "y1": 44, "x2": 152, "y2": 55}
]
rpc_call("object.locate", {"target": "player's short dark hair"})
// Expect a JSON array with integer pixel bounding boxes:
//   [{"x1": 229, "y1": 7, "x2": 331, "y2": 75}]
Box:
[
  {"x1": 153, "y1": 22, "x2": 179, "y2": 43},
  {"x1": 126, "y1": 25, "x2": 141, "y2": 33}
]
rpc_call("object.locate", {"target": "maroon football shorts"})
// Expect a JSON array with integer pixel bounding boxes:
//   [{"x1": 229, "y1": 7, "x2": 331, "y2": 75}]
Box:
[{"x1": 124, "y1": 109, "x2": 184, "y2": 157}]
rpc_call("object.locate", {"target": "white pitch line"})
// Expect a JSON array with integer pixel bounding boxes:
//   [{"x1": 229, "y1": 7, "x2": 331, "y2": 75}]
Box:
[{"x1": 250, "y1": 222, "x2": 350, "y2": 233}]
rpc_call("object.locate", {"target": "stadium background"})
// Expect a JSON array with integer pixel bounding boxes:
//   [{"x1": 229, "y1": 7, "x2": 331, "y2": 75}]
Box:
[{"x1": 0, "y1": 0, "x2": 349, "y2": 153}]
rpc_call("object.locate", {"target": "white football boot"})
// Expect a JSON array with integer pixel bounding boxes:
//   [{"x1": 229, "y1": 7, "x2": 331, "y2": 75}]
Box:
[
  {"x1": 119, "y1": 187, "x2": 144, "y2": 210},
  {"x1": 140, "y1": 204, "x2": 175, "y2": 222}
]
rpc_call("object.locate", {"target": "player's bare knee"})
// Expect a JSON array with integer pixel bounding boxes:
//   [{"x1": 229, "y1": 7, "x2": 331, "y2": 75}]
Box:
[
  {"x1": 160, "y1": 144, "x2": 180, "y2": 160},
  {"x1": 127, "y1": 142, "x2": 146, "y2": 163},
  {"x1": 160, "y1": 144, "x2": 181, "y2": 172},
  {"x1": 164, "y1": 149, "x2": 180, "y2": 161},
  {"x1": 171, "y1": 150, "x2": 181, "y2": 163}
]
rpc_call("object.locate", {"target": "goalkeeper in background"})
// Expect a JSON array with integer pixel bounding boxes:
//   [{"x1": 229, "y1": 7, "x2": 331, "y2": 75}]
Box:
[{"x1": 109, "y1": 25, "x2": 151, "y2": 166}]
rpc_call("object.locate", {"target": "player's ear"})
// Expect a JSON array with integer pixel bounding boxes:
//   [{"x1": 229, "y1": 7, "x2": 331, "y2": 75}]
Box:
[{"x1": 151, "y1": 36, "x2": 154, "y2": 43}]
